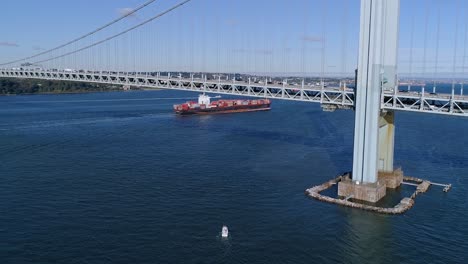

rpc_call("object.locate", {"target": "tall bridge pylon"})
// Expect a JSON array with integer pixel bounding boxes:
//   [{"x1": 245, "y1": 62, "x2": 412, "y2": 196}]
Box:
[{"x1": 338, "y1": 0, "x2": 401, "y2": 202}]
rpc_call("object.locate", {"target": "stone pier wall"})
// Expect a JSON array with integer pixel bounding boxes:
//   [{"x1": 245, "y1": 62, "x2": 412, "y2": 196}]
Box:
[{"x1": 305, "y1": 174, "x2": 435, "y2": 215}]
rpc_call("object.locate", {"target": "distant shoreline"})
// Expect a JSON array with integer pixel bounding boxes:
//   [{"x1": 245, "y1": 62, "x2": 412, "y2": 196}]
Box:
[
  {"x1": 0, "y1": 89, "x2": 161, "y2": 96},
  {"x1": 0, "y1": 77, "x2": 156, "y2": 96},
  {"x1": 0, "y1": 90, "x2": 130, "y2": 96}
]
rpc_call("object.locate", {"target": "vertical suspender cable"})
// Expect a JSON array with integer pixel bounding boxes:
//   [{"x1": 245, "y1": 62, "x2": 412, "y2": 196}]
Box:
[
  {"x1": 433, "y1": 7, "x2": 441, "y2": 92},
  {"x1": 202, "y1": 5, "x2": 206, "y2": 74},
  {"x1": 124, "y1": 31, "x2": 126, "y2": 73},
  {"x1": 301, "y1": 2, "x2": 306, "y2": 77},
  {"x1": 263, "y1": 11, "x2": 266, "y2": 79},
  {"x1": 462, "y1": 3, "x2": 468, "y2": 94},
  {"x1": 409, "y1": 14, "x2": 415, "y2": 85},
  {"x1": 422, "y1": 4, "x2": 429, "y2": 86},
  {"x1": 216, "y1": 0, "x2": 220, "y2": 76},
  {"x1": 133, "y1": 29, "x2": 136, "y2": 74},
  {"x1": 452, "y1": 0, "x2": 460, "y2": 92},
  {"x1": 341, "y1": 0, "x2": 349, "y2": 77},
  {"x1": 190, "y1": 15, "x2": 194, "y2": 74},
  {"x1": 320, "y1": 0, "x2": 328, "y2": 85},
  {"x1": 282, "y1": 19, "x2": 287, "y2": 77},
  {"x1": 165, "y1": 14, "x2": 169, "y2": 73},
  {"x1": 178, "y1": 4, "x2": 183, "y2": 74},
  {"x1": 115, "y1": 38, "x2": 118, "y2": 73}
]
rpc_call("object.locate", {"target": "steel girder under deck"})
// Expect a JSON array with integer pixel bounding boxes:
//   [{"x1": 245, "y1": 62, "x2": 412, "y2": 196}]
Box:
[{"x1": 0, "y1": 69, "x2": 354, "y2": 108}]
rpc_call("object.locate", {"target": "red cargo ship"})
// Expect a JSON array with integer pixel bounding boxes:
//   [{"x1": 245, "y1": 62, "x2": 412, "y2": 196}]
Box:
[{"x1": 173, "y1": 94, "x2": 271, "y2": 115}]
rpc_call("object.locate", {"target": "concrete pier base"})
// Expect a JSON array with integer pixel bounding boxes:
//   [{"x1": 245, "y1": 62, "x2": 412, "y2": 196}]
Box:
[
  {"x1": 337, "y1": 169, "x2": 404, "y2": 203},
  {"x1": 338, "y1": 178, "x2": 387, "y2": 203},
  {"x1": 306, "y1": 174, "x2": 451, "y2": 214},
  {"x1": 378, "y1": 168, "x2": 403, "y2": 189}
]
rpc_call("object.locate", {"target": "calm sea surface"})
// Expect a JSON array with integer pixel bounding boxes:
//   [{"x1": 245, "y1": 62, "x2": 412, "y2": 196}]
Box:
[{"x1": 0, "y1": 89, "x2": 467, "y2": 264}]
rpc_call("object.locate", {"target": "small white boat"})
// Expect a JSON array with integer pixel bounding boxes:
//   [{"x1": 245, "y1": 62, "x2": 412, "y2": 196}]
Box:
[{"x1": 221, "y1": 225, "x2": 229, "y2": 238}]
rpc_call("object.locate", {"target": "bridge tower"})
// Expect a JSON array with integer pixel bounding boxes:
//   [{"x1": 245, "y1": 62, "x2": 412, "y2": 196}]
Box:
[{"x1": 338, "y1": 0, "x2": 402, "y2": 202}]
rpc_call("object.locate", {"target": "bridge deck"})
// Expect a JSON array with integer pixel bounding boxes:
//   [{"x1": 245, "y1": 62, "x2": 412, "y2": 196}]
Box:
[{"x1": 1, "y1": 69, "x2": 467, "y2": 116}]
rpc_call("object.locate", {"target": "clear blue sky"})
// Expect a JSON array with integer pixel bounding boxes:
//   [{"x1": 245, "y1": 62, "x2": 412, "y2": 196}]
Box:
[{"x1": 0, "y1": 0, "x2": 466, "y2": 77}]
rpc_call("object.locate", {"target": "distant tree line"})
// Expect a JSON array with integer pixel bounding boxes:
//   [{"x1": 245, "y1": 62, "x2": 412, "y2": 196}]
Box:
[{"x1": 0, "y1": 78, "x2": 123, "y2": 95}]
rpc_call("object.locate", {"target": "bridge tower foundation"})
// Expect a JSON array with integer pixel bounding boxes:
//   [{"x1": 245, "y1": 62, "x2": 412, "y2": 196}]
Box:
[
  {"x1": 338, "y1": 0, "x2": 401, "y2": 203},
  {"x1": 377, "y1": 111, "x2": 403, "y2": 189}
]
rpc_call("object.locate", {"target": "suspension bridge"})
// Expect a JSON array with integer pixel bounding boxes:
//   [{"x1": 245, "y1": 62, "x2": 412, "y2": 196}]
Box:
[{"x1": 1, "y1": 0, "x2": 467, "y2": 204}]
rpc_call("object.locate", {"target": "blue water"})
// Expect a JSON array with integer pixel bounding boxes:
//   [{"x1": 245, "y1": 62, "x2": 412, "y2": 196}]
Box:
[{"x1": 0, "y1": 90, "x2": 467, "y2": 264}]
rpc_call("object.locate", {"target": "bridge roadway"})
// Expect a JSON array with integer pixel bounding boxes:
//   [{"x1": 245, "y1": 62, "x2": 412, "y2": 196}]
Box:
[{"x1": 1, "y1": 68, "x2": 467, "y2": 117}]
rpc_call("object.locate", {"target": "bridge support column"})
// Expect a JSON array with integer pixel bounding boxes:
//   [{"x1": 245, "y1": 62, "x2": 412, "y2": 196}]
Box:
[
  {"x1": 377, "y1": 111, "x2": 403, "y2": 189},
  {"x1": 378, "y1": 111, "x2": 395, "y2": 173},
  {"x1": 338, "y1": 0, "x2": 400, "y2": 203}
]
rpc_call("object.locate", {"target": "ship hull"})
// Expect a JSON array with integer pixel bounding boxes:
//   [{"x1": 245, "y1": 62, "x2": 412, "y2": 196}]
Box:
[{"x1": 175, "y1": 104, "x2": 271, "y2": 115}]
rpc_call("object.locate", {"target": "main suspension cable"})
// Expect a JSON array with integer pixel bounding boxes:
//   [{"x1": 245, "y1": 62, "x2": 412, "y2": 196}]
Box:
[
  {"x1": 0, "y1": 0, "x2": 158, "y2": 66},
  {"x1": 31, "y1": 0, "x2": 193, "y2": 65}
]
